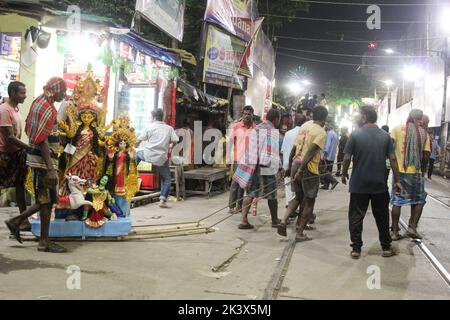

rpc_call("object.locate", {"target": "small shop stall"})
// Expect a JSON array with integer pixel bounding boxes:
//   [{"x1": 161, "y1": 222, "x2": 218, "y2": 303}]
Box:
[{"x1": 175, "y1": 79, "x2": 231, "y2": 197}]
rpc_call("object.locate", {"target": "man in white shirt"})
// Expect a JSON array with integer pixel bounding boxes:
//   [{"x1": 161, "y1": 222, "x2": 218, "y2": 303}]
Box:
[
  {"x1": 136, "y1": 109, "x2": 179, "y2": 208},
  {"x1": 281, "y1": 114, "x2": 306, "y2": 207}
]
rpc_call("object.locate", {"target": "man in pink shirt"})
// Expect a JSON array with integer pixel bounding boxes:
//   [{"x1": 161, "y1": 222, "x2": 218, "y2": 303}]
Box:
[
  {"x1": 228, "y1": 105, "x2": 256, "y2": 213},
  {"x1": 0, "y1": 82, "x2": 30, "y2": 226}
]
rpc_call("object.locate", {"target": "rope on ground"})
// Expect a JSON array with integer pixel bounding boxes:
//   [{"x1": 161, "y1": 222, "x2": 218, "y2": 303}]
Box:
[
  {"x1": 202, "y1": 163, "x2": 352, "y2": 230},
  {"x1": 197, "y1": 161, "x2": 346, "y2": 224}
]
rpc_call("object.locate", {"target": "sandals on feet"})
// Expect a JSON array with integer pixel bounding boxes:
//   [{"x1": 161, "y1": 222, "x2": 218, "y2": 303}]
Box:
[
  {"x1": 277, "y1": 223, "x2": 287, "y2": 237},
  {"x1": 406, "y1": 230, "x2": 423, "y2": 240},
  {"x1": 37, "y1": 242, "x2": 68, "y2": 253},
  {"x1": 238, "y1": 223, "x2": 254, "y2": 230},
  {"x1": 351, "y1": 251, "x2": 361, "y2": 259},
  {"x1": 390, "y1": 232, "x2": 405, "y2": 241},
  {"x1": 271, "y1": 219, "x2": 282, "y2": 228},
  {"x1": 295, "y1": 234, "x2": 312, "y2": 242},
  {"x1": 382, "y1": 250, "x2": 396, "y2": 258},
  {"x1": 5, "y1": 220, "x2": 22, "y2": 244}
]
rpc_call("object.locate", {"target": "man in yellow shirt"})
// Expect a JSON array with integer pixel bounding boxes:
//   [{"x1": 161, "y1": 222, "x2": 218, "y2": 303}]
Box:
[
  {"x1": 390, "y1": 109, "x2": 431, "y2": 240},
  {"x1": 277, "y1": 106, "x2": 328, "y2": 242}
]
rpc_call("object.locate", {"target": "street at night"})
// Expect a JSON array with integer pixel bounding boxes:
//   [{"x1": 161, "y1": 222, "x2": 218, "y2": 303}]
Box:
[{"x1": 0, "y1": 0, "x2": 449, "y2": 307}]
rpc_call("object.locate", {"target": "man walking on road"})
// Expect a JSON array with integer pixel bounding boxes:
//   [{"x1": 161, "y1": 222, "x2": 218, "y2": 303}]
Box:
[
  {"x1": 335, "y1": 127, "x2": 349, "y2": 177},
  {"x1": 281, "y1": 114, "x2": 306, "y2": 208},
  {"x1": 0, "y1": 82, "x2": 32, "y2": 231},
  {"x1": 341, "y1": 106, "x2": 401, "y2": 259},
  {"x1": 390, "y1": 109, "x2": 430, "y2": 240},
  {"x1": 233, "y1": 109, "x2": 282, "y2": 230},
  {"x1": 5, "y1": 77, "x2": 67, "y2": 253},
  {"x1": 321, "y1": 121, "x2": 339, "y2": 190},
  {"x1": 136, "y1": 109, "x2": 179, "y2": 208},
  {"x1": 228, "y1": 105, "x2": 256, "y2": 214},
  {"x1": 277, "y1": 106, "x2": 328, "y2": 242}
]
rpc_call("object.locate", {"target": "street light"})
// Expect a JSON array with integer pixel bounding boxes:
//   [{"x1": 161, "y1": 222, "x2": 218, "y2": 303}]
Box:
[
  {"x1": 302, "y1": 79, "x2": 311, "y2": 86},
  {"x1": 402, "y1": 65, "x2": 425, "y2": 82},
  {"x1": 383, "y1": 79, "x2": 394, "y2": 87},
  {"x1": 384, "y1": 48, "x2": 395, "y2": 55},
  {"x1": 287, "y1": 82, "x2": 303, "y2": 95}
]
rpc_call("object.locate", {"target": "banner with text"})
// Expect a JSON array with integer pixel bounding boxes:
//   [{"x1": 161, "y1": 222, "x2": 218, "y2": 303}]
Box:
[
  {"x1": 204, "y1": 0, "x2": 256, "y2": 42},
  {"x1": 136, "y1": 0, "x2": 185, "y2": 42},
  {"x1": 253, "y1": 31, "x2": 275, "y2": 81},
  {"x1": 203, "y1": 25, "x2": 250, "y2": 89}
]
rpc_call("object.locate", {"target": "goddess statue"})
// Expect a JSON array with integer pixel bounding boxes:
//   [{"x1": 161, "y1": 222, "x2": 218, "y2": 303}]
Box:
[
  {"x1": 103, "y1": 114, "x2": 139, "y2": 215},
  {"x1": 58, "y1": 71, "x2": 114, "y2": 198}
]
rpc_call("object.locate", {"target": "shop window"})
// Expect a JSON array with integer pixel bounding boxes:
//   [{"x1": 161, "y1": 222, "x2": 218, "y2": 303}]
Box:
[{"x1": 116, "y1": 84, "x2": 157, "y2": 136}]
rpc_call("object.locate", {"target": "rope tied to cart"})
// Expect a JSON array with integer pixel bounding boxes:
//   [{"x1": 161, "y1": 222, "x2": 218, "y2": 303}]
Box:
[{"x1": 198, "y1": 161, "x2": 351, "y2": 231}]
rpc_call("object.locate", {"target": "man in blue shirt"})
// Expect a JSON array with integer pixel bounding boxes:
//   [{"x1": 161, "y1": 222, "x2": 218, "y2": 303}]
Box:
[
  {"x1": 428, "y1": 134, "x2": 440, "y2": 180},
  {"x1": 341, "y1": 106, "x2": 402, "y2": 259},
  {"x1": 321, "y1": 120, "x2": 339, "y2": 190}
]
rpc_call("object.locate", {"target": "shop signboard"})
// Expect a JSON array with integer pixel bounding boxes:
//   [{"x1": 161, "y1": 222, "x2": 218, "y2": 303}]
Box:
[
  {"x1": 136, "y1": 0, "x2": 185, "y2": 42},
  {"x1": 253, "y1": 31, "x2": 275, "y2": 81},
  {"x1": 204, "y1": 0, "x2": 255, "y2": 42},
  {"x1": 0, "y1": 32, "x2": 21, "y2": 99},
  {"x1": 203, "y1": 25, "x2": 249, "y2": 89}
]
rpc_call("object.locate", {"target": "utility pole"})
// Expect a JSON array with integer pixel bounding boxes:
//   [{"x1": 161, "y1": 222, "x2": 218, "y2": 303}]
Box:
[
  {"x1": 426, "y1": 0, "x2": 430, "y2": 57},
  {"x1": 439, "y1": 38, "x2": 448, "y2": 175},
  {"x1": 387, "y1": 85, "x2": 391, "y2": 126}
]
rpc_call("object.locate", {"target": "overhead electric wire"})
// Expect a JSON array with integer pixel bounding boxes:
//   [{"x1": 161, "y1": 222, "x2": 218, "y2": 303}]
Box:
[
  {"x1": 301, "y1": 0, "x2": 442, "y2": 6},
  {"x1": 277, "y1": 46, "x2": 427, "y2": 58},
  {"x1": 264, "y1": 15, "x2": 432, "y2": 24},
  {"x1": 277, "y1": 52, "x2": 396, "y2": 67},
  {"x1": 274, "y1": 35, "x2": 444, "y2": 43}
]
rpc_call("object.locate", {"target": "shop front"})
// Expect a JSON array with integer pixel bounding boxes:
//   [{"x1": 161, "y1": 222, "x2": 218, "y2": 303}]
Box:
[{"x1": 0, "y1": 7, "x2": 183, "y2": 237}]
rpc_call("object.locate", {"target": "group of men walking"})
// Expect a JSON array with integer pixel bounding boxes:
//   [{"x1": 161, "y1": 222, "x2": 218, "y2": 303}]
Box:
[
  {"x1": 0, "y1": 76, "x2": 436, "y2": 258},
  {"x1": 228, "y1": 104, "x2": 433, "y2": 259}
]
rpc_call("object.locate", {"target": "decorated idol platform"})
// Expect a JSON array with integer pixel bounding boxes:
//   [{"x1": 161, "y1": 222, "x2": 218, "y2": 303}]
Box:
[{"x1": 29, "y1": 70, "x2": 139, "y2": 238}]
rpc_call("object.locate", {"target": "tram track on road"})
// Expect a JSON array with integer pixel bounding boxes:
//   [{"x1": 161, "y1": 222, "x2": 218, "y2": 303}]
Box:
[
  {"x1": 399, "y1": 193, "x2": 450, "y2": 288},
  {"x1": 264, "y1": 193, "x2": 450, "y2": 299},
  {"x1": 263, "y1": 232, "x2": 297, "y2": 300},
  {"x1": 427, "y1": 193, "x2": 450, "y2": 209}
]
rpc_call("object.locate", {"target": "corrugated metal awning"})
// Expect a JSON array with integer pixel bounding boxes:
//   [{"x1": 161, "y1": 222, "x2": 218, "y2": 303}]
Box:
[{"x1": 113, "y1": 31, "x2": 181, "y2": 67}]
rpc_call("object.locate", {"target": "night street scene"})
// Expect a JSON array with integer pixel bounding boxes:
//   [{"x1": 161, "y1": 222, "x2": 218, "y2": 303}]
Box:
[{"x1": 0, "y1": 0, "x2": 449, "y2": 308}]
